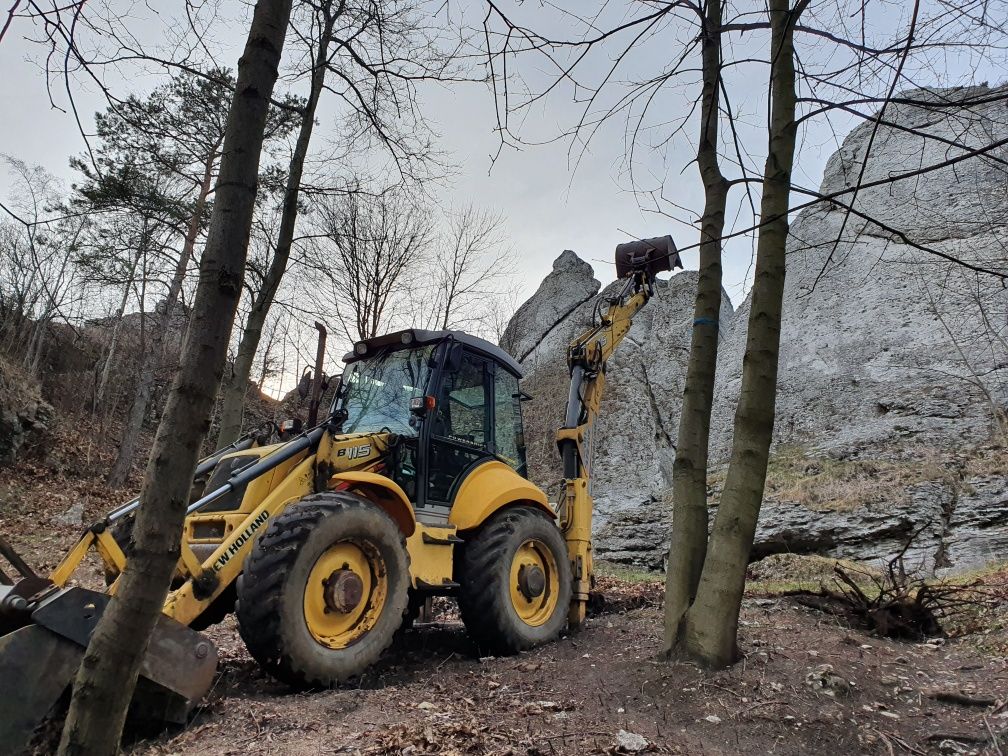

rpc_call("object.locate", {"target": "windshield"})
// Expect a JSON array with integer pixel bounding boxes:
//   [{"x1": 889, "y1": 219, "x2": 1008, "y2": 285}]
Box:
[{"x1": 338, "y1": 346, "x2": 435, "y2": 435}]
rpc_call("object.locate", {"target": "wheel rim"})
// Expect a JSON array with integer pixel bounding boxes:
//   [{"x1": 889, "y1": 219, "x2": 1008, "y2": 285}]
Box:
[
  {"x1": 303, "y1": 540, "x2": 388, "y2": 649},
  {"x1": 509, "y1": 539, "x2": 560, "y2": 627}
]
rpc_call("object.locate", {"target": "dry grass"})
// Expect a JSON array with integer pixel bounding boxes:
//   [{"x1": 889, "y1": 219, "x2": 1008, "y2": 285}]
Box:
[
  {"x1": 937, "y1": 562, "x2": 1008, "y2": 653},
  {"x1": 762, "y1": 445, "x2": 956, "y2": 511},
  {"x1": 745, "y1": 553, "x2": 883, "y2": 597},
  {"x1": 595, "y1": 560, "x2": 662, "y2": 585},
  {"x1": 962, "y1": 444, "x2": 1008, "y2": 478},
  {"x1": 704, "y1": 444, "x2": 998, "y2": 513}
]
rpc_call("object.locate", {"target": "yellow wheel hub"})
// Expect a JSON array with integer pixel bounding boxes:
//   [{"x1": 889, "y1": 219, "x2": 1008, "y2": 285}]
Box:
[
  {"x1": 303, "y1": 541, "x2": 387, "y2": 649},
  {"x1": 509, "y1": 539, "x2": 560, "y2": 627}
]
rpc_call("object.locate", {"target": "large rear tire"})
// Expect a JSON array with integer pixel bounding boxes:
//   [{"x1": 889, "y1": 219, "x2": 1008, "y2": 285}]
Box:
[
  {"x1": 457, "y1": 506, "x2": 571, "y2": 655},
  {"x1": 235, "y1": 491, "x2": 410, "y2": 688}
]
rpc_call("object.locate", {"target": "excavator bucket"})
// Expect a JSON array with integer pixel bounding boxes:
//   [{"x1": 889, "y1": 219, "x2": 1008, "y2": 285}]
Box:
[
  {"x1": 0, "y1": 578, "x2": 217, "y2": 754},
  {"x1": 615, "y1": 235, "x2": 682, "y2": 279}
]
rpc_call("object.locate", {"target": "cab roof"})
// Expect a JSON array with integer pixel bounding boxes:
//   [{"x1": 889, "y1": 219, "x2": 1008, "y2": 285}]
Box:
[{"x1": 342, "y1": 328, "x2": 524, "y2": 378}]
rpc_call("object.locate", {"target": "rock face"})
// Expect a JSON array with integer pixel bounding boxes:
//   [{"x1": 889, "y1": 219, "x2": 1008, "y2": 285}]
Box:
[
  {"x1": 505, "y1": 85, "x2": 1008, "y2": 573},
  {"x1": 0, "y1": 357, "x2": 52, "y2": 466},
  {"x1": 711, "y1": 85, "x2": 1008, "y2": 461},
  {"x1": 506, "y1": 253, "x2": 733, "y2": 551},
  {"x1": 502, "y1": 250, "x2": 600, "y2": 362}
]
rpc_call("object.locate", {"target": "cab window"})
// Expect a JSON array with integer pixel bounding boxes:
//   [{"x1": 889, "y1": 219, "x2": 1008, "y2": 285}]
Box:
[
  {"x1": 426, "y1": 350, "x2": 492, "y2": 505},
  {"x1": 431, "y1": 352, "x2": 489, "y2": 448},
  {"x1": 494, "y1": 369, "x2": 526, "y2": 474}
]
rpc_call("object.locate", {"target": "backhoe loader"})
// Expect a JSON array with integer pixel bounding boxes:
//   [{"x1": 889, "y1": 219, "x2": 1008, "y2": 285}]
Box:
[{"x1": 0, "y1": 238, "x2": 680, "y2": 753}]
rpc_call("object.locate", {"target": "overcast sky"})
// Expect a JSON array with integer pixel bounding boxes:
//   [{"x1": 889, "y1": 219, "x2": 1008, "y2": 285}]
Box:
[
  {"x1": 1, "y1": 1, "x2": 1001, "y2": 326},
  {"x1": 0, "y1": 1, "x2": 790, "y2": 312}
]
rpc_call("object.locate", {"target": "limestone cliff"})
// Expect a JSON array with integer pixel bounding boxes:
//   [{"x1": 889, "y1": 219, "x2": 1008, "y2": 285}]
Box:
[{"x1": 505, "y1": 85, "x2": 1008, "y2": 574}]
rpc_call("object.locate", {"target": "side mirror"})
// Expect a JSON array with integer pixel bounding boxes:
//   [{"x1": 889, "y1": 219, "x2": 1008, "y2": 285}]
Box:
[{"x1": 278, "y1": 417, "x2": 303, "y2": 439}]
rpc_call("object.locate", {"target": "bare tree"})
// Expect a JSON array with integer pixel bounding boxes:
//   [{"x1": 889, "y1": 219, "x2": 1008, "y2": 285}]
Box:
[
  {"x1": 676, "y1": 0, "x2": 806, "y2": 668},
  {"x1": 57, "y1": 1, "x2": 296, "y2": 752},
  {"x1": 662, "y1": 0, "x2": 728, "y2": 653},
  {"x1": 431, "y1": 205, "x2": 512, "y2": 331},
  {"x1": 0, "y1": 157, "x2": 89, "y2": 374},
  {"x1": 399, "y1": 204, "x2": 514, "y2": 334},
  {"x1": 217, "y1": 0, "x2": 460, "y2": 444},
  {"x1": 479, "y1": 0, "x2": 740, "y2": 667},
  {"x1": 480, "y1": 0, "x2": 1008, "y2": 668},
  {"x1": 216, "y1": 0, "x2": 337, "y2": 444},
  {"x1": 307, "y1": 190, "x2": 434, "y2": 344},
  {"x1": 485, "y1": 288, "x2": 522, "y2": 348}
]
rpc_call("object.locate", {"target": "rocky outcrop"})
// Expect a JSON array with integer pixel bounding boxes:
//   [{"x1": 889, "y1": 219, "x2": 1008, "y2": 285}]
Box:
[
  {"x1": 590, "y1": 463, "x2": 1008, "y2": 574},
  {"x1": 0, "y1": 357, "x2": 52, "y2": 465},
  {"x1": 505, "y1": 85, "x2": 1008, "y2": 574},
  {"x1": 509, "y1": 253, "x2": 733, "y2": 540},
  {"x1": 501, "y1": 250, "x2": 600, "y2": 361}
]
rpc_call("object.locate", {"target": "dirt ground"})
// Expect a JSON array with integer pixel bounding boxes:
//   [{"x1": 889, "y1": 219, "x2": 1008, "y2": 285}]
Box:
[
  {"x1": 114, "y1": 573, "x2": 1006, "y2": 756},
  {"x1": 3, "y1": 425, "x2": 1007, "y2": 755}
]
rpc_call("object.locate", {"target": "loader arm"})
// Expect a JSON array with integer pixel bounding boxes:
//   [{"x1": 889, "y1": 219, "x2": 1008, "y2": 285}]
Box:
[{"x1": 557, "y1": 237, "x2": 681, "y2": 626}]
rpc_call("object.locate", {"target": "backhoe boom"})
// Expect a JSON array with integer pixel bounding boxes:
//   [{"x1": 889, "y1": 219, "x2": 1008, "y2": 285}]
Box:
[{"x1": 557, "y1": 237, "x2": 681, "y2": 626}]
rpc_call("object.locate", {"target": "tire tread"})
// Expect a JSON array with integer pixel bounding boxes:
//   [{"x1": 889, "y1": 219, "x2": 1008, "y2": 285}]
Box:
[
  {"x1": 235, "y1": 491, "x2": 408, "y2": 688},
  {"x1": 457, "y1": 506, "x2": 570, "y2": 655}
]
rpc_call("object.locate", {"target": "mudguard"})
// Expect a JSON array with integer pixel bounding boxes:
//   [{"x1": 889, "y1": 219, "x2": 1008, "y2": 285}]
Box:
[{"x1": 449, "y1": 460, "x2": 554, "y2": 531}]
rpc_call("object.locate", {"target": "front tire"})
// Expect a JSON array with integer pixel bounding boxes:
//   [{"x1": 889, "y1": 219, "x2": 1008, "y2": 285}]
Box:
[
  {"x1": 457, "y1": 506, "x2": 572, "y2": 655},
  {"x1": 235, "y1": 491, "x2": 410, "y2": 688}
]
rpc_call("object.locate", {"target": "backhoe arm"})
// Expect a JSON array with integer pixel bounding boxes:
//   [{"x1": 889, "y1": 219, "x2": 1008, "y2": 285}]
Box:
[{"x1": 557, "y1": 237, "x2": 681, "y2": 627}]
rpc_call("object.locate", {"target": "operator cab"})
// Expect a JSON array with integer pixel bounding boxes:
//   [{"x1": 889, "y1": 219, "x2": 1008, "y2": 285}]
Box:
[{"x1": 333, "y1": 329, "x2": 527, "y2": 523}]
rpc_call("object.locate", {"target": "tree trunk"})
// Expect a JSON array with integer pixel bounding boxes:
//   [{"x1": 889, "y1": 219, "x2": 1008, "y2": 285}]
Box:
[
  {"x1": 107, "y1": 142, "x2": 219, "y2": 488},
  {"x1": 57, "y1": 2, "x2": 293, "y2": 753},
  {"x1": 217, "y1": 2, "x2": 335, "y2": 446},
  {"x1": 661, "y1": 0, "x2": 727, "y2": 655},
  {"x1": 95, "y1": 246, "x2": 144, "y2": 413},
  {"x1": 678, "y1": 0, "x2": 803, "y2": 670},
  {"x1": 24, "y1": 315, "x2": 48, "y2": 376}
]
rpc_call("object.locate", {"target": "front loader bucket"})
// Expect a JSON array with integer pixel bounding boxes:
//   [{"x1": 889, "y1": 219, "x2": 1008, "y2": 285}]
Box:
[{"x1": 0, "y1": 585, "x2": 218, "y2": 755}]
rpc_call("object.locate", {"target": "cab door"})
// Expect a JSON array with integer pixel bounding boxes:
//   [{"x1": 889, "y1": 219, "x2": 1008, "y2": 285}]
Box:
[{"x1": 422, "y1": 348, "x2": 494, "y2": 512}]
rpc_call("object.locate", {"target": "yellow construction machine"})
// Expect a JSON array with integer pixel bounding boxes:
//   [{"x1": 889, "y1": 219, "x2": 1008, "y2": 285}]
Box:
[{"x1": 0, "y1": 239, "x2": 680, "y2": 752}]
